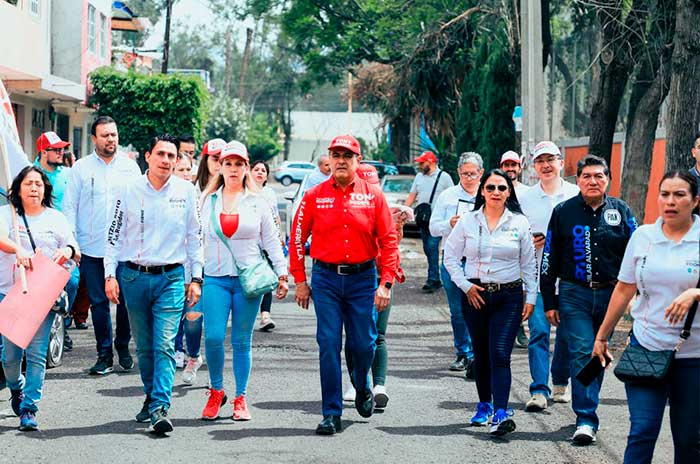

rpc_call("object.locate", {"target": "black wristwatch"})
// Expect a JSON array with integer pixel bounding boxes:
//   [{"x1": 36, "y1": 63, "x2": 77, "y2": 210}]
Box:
[
  {"x1": 191, "y1": 277, "x2": 203, "y2": 285},
  {"x1": 384, "y1": 281, "x2": 393, "y2": 290}
]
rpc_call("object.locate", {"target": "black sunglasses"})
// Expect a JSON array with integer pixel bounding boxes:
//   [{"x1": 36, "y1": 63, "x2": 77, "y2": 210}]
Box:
[{"x1": 485, "y1": 184, "x2": 508, "y2": 192}]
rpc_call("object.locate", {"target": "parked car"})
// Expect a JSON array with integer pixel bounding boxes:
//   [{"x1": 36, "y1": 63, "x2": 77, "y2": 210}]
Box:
[
  {"x1": 397, "y1": 164, "x2": 417, "y2": 175},
  {"x1": 380, "y1": 174, "x2": 419, "y2": 236},
  {"x1": 273, "y1": 161, "x2": 316, "y2": 186},
  {"x1": 284, "y1": 174, "x2": 312, "y2": 239},
  {"x1": 361, "y1": 160, "x2": 398, "y2": 178}
]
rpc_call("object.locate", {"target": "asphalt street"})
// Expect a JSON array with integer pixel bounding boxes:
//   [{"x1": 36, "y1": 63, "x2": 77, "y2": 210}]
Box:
[{"x1": 0, "y1": 238, "x2": 674, "y2": 464}]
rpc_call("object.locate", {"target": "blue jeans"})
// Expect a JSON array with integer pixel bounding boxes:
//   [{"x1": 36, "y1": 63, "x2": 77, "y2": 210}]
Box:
[
  {"x1": 527, "y1": 293, "x2": 570, "y2": 397},
  {"x1": 462, "y1": 286, "x2": 523, "y2": 411},
  {"x1": 81, "y1": 255, "x2": 131, "y2": 359},
  {"x1": 118, "y1": 264, "x2": 184, "y2": 413},
  {"x1": 623, "y1": 335, "x2": 700, "y2": 464},
  {"x1": 175, "y1": 300, "x2": 203, "y2": 358},
  {"x1": 558, "y1": 281, "x2": 613, "y2": 429},
  {"x1": 419, "y1": 225, "x2": 440, "y2": 284},
  {"x1": 440, "y1": 262, "x2": 473, "y2": 358},
  {"x1": 63, "y1": 266, "x2": 80, "y2": 329},
  {"x1": 201, "y1": 275, "x2": 261, "y2": 396},
  {"x1": 0, "y1": 293, "x2": 54, "y2": 413},
  {"x1": 311, "y1": 263, "x2": 377, "y2": 417}
]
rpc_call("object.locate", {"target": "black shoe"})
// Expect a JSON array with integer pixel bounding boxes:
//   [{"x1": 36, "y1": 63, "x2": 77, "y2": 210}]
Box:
[
  {"x1": 465, "y1": 358, "x2": 475, "y2": 381},
  {"x1": 89, "y1": 357, "x2": 114, "y2": 375},
  {"x1": 74, "y1": 322, "x2": 88, "y2": 330},
  {"x1": 10, "y1": 388, "x2": 24, "y2": 416},
  {"x1": 148, "y1": 407, "x2": 173, "y2": 435},
  {"x1": 135, "y1": 396, "x2": 152, "y2": 423},
  {"x1": 117, "y1": 350, "x2": 135, "y2": 370},
  {"x1": 63, "y1": 333, "x2": 73, "y2": 352},
  {"x1": 421, "y1": 281, "x2": 442, "y2": 294},
  {"x1": 315, "y1": 415, "x2": 342, "y2": 435},
  {"x1": 355, "y1": 388, "x2": 374, "y2": 418},
  {"x1": 449, "y1": 355, "x2": 467, "y2": 371},
  {"x1": 515, "y1": 324, "x2": 528, "y2": 349}
]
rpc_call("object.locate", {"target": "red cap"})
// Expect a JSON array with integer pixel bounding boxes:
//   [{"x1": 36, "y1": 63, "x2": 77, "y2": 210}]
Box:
[
  {"x1": 499, "y1": 151, "x2": 521, "y2": 165},
  {"x1": 414, "y1": 151, "x2": 437, "y2": 164},
  {"x1": 201, "y1": 138, "x2": 226, "y2": 157},
  {"x1": 220, "y1": 140, "x2": 249, "y2": 162},
  {"x1": 357, "y1": 163, "x2": 380, "y2": 185},
  {"x1": 36, "y1": 131, "x2": 70, "y2": 153},
  {"x1": 328, "y1": 135, "x2": 361, "y2": 156}
]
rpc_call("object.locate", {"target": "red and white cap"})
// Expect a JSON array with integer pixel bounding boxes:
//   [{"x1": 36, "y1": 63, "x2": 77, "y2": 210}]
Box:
[
  {"x1": 220, "y1": 140, "x2": 249, "y2": 162},
  {"x1": 414, "y1": 151, "x2": 437, "y2": 164},
  {"x1": 200, "y1": 138, "x2": 226, "y2": 157},
  {"x1": 499, "y1": 150, "x2": 521, "y2": 165},
  {"x1": 532, "y1": 141, "x2": 562, "y2": 159},
  {"x1": 36, "y1": 131, "x2": 70, "y2": 153},
  {"x1": 328, "y1": 135, "x2": 361, "y2": 156},
  {"x1": 357, "y1": 163, "x2": 380, "y2": 185}
]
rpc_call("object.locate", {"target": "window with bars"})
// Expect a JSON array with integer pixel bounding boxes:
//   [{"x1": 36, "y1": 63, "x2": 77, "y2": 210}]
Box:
[
  {"x1": 88, "y1": 4, "x2": 96, "y2": 53},
  {"x1": 99, "y1": 13, "x2": 107, "y2": 58}
]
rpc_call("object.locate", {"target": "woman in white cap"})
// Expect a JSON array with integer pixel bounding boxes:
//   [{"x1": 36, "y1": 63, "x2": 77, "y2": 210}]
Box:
[{"x1": 198, "y1": 141, "x2": 288, "y2": 421}]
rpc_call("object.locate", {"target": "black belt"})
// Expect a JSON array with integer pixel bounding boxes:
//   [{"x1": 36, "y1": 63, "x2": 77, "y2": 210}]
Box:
[
  {"x1": 563, "y1": 278, "x2": 617, "y2": 289},
  {"x1": 125, "y1": 261, "x2": 182, "y2": 274},
  {"x1": 314, "y1": 259, "x2": 375, "y2": 276},
  {"x1": 468, "y1": 279, "x2": 523, "y2": 293}
]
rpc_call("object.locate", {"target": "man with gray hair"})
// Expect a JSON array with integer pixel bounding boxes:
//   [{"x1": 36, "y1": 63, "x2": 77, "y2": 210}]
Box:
[
  {"x1": 306, "y1": 154, "x2": 332, "y2": 189},
  {"x1": 429, "y1": 152, "x2": 483, "y2": 374}
]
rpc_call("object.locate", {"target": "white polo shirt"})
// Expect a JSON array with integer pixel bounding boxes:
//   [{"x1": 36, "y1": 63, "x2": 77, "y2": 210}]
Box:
[
  {"x1": 443, "y1": 207, "x2": 538, "y2": 305},
  {"x1": 429, "y1": 184, "x2": 476, "y2": 240},
  {"x1": 104, "y1": 173, "x2": 204, "y2": 281},
  {"x1": 618, "y1": 217, "x2": 700, "y2": 358},
  {"x1": 410, "y1": 168, "x2": 454, "y2": 206}
]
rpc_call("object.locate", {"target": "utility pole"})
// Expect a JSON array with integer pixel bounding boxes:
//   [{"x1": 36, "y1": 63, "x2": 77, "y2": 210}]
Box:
[
  {"x1": 161, "y1": 0, "x2": 173, "y2": 74},
  {"x1": 520, "y1": 0, "x2": 545, "y2": 184}
]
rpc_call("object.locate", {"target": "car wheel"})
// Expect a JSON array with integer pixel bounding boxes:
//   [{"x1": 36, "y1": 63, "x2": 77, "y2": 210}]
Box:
[
  {"x1": 46, "y1": 313, "x2": 64, "y2": 368},
  {"x1": 281, "y1": 176, "x2": 293, "y2": 186}
]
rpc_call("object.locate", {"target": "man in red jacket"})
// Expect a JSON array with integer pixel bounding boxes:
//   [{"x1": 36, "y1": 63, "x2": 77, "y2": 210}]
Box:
[{"x1": 290, "y1": 135, "x2": 399, "y2": 435}]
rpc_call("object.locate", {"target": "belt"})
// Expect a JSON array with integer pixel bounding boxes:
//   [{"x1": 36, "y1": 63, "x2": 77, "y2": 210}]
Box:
[
  {"x1": 468, "y1": 279, "x2": 523, "y2": 293},
  {"x1": 563, "y1": 278, "x2": 617, "y2": 289},
  {"x1": 125, "y1": 261, "x2": 182, "y2": 274},
  {"x1": 314, "y1": 259, "x2": 375, "y2": 276}
]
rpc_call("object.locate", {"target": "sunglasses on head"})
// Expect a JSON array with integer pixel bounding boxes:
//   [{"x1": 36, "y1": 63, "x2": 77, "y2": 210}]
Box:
[{"x1": 485, "y1": 184, "x2": 508, "y2": 192}]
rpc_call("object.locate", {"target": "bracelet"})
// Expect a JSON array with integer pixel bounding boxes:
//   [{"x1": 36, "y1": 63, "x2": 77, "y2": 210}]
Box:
[
  {"x1": 595, "y1": 338, "x2": 608, "y2": 342},
  {"x1": 67, "y1": 244, "x2": 76, "y2": 260},
  {"x1": 278, "y1": 275, "x2": 289, "y2": 282}
]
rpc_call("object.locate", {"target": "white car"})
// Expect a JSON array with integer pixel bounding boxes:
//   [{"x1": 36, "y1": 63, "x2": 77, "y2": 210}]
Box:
[{"x1": 273, "y1": 161, "x2": 316, "y2": 186}]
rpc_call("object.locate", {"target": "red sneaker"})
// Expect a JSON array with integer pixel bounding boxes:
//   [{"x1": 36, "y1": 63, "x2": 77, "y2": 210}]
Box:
[
  {"x1": 232, "y1": 395, "x2": 251, "y2": 421},
  {"x1": 201, "y1": 389, "x2": 227, "y2": 420}
]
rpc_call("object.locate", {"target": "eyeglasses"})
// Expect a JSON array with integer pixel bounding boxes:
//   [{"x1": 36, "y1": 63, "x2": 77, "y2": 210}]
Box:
[
  {"x1": 534, "y1": 156, "x2": 561, "y2": 165},
  {"x1": 459, "y1": 172, "x2": 480, "y2": 179},
  {"x1": 485, "y1": 184, "x2": 508, "y2": 192},
  {"x1": 329, "y1": 152, "x2": 356, "y2": 160}
]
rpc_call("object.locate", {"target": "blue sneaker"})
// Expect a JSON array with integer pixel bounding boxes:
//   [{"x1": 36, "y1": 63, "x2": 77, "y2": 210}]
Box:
[
  {"x1": 489, "y1": 408, "x2": 516, "y2": 436},
  {"x1": 470, "y1": 402, "x2": 494, "y2": 426},
  {"x1": 19, "y1": 410, "x2": 38, "y2": 431},
  {"x1": 10, "y1": 389, "x2": 24, "y2": 416}
]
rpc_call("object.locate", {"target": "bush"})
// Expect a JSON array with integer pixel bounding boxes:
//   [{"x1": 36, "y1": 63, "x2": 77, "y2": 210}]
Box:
[{"x1": 205, "y1": 95, "x2": 249, "y2": 142}]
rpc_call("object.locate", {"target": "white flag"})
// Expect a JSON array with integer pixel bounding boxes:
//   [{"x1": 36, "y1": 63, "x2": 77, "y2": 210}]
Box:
[{"x1": 0, "y1": 79, "x2": 30, "y2": 193}]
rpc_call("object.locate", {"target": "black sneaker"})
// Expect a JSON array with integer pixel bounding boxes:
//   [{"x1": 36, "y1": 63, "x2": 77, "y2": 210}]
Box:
[
  {"x1": 89, "y1": 357, "x2": 114, "y2": 375},
  {"x1": 10, "y1": 388, "x2": 24, "y2": 416},
  {"x1": 74, "y1": 322, "x2": 88, "y2": 330},
  {"x1": 117, "y1": 350, "x2": 135, "y2": 371},
  {"x1": 148, "y1": 407, "x2": 173, "y2": 435},
  {"x1": 465, "y1": 358, "x2": 475, "y2": 381},
  {"x1": 315, "y1": 415, "x2": 342, "y2": 435},
  {"x1": 449, "y1": 355, "x2": 467, "y2": 371},
  {"x1": 355, "y1": 388, "x2": 374, "y2": 418},
  {"x1": 422, "y1": 281, "x2": 442, "y2": 294},
  {"x1": 135, "y1": 396, "x2": 152, "y2": 423},
  {"x1": 515, "y1": 324, "x2": 528, "y2": 349},
  {"x1": 63, "y1": 332, "x2": 74, "y2": 352}
]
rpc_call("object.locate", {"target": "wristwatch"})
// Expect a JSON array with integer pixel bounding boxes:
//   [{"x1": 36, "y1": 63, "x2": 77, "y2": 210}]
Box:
[
  {"x1": 384, "y1": 281, "x2": 393, "y2": 290},
  {"x1": 105, "y1": 275, "x2": 115, "y2": 281},
  {"x1": 191, "y1": 277, "x2": 203, "y2": 285}
]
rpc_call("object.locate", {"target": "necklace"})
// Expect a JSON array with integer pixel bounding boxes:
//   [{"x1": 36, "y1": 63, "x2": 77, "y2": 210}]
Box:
[{"x1": 222, "y1": 191, "x2": 242, "y2": 214}]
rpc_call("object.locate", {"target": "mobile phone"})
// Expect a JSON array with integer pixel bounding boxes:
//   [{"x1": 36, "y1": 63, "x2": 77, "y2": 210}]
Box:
[
  {"x1": 576, "y1": 354, "x2": 612, "y2": 386},
  {"x1": 532, "y1": 232, "x2": 545, "y2": 239}
]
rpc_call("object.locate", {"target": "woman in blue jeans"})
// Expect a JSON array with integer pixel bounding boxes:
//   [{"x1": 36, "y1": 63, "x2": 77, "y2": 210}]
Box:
[
  {"x1": 199, "y1": 141, "x2": 288, "y2": 421},
  {"x1": 0, "y1": 166, "x2": 80, "y2": 431},
  {"x1": 444, "y1": 169, "x2": 537, "y2": 436},
  {"x1": 594, "y1": 170, "x2": 700, "y2": 463}
]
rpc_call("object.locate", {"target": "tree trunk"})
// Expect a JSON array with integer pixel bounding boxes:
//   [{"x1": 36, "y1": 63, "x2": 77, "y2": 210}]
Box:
[
  {"x1": 238, "y1": 28, "x2": 254, "y2": 101},
  {"x1": 223, "y1": 24, "x2": 233, "y2": 96},
  {"x1": 665, "y1": 0, "x2": 700, "y2": 171},
  {"x1": 390, "y1": 112, "x2": 411, "y2": 164}
]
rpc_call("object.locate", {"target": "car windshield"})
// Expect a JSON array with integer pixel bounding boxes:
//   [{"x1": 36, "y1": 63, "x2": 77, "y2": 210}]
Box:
[{"x1": 382, "y1": 178, "x2": 413, "y2": 193}]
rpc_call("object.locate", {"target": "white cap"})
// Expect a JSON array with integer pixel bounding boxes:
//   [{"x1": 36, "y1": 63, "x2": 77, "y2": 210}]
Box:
[
  {"x1": 499, "y1": 150, "x2": 521, "y2": 165},
  {"x1": 532, "y1": 141, "x2": 562, "y2": 159}
]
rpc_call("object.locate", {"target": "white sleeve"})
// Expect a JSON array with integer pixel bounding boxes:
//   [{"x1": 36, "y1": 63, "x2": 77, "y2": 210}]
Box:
[
  {"x1": 518, "y1": 216, "x2": 538, "y2": 305},
  {"x1": 259, "y1": 200, "x2": 287, "y2": 276},
  {"x1": 409, "y1": 175, "x2": 419, "y2": 194},
  {"x1": 429, "y1": 189, "x2": 451, "y2": 237},
  {"x1": 55, "y1": 212, "x2": 79, "y2": 251},
  {"x1": 185, "y1": 185, "x2": 204, "y2": 281},
  {"x1": 443, "y1": 219, "x2": 472, "y2": 294},
  {"x1": 104, "y1": 183, "x2": 127, "y2": 278},
  {"x1": 62, "y1": 164, "x2": 81, "y2": 232},
  {"x1": 617, "y1": 230, "x2": 640, "y2": 284}
]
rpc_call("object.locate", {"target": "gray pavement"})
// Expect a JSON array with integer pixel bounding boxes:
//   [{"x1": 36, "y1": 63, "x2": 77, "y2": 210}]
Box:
[{"x1": 0, "y1": 239, "x2": 674, "y2": 464}]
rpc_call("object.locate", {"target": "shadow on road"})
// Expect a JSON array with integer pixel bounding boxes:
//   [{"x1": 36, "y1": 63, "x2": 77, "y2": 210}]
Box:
[{"x1": 252, "y1": 400, "x2": 319, "y2": 415}]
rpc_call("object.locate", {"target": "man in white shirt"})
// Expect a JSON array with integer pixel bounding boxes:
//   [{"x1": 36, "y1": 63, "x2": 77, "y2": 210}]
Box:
[
  {"x1": 518, "y1": 141, "x2": 579, "y2": 413},
  {"x1": 104, "y1": 134, "x2": 204, "y2": 435},
  {"x1": 429, "y1": 152, "x2": 482, "y2": 374},
  {"x1": 406, "y1": 151, "x2": 454, "y2": 293},
  {"x1": 63, "y1": 116, "x2": 142, "y2": 376},
  {"x1": 305, "y1": 154, "x2": 332, "y2": 189}
]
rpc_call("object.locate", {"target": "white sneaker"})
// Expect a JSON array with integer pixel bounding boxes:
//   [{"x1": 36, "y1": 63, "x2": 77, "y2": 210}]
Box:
[
  {"x1": 342, "y1": 385, "x2": 356, "y2": 402},
  {"x1": 182, "y1": 355, "x2": 203, "y2": 385},
  {"x1": 259, "y1": 312, "x2": 276, "y2": 332},
  {"x1": 552, "y1": 385, "x2": 571, "y2": 403},
  {"x1": 525, "y1": 393, "x2": 548, "y2": 412},
  {"x1": 572, "y1": 425, "x2": 597, "y2": 445},
  {"x1": 175, "y1": 351, "x2": 186, "y2": 369},
  {"x1": 373, "y1": 385, "x2": 389, "y2": 409}
]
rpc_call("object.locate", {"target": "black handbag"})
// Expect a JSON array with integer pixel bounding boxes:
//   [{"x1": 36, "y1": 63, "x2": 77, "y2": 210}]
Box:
[
  {"x1": 414, "y1": 170, "x2": 444, "y2": 228},
  {"x1": 613, "y1": 245, "x2": 699, "y2": 384}
]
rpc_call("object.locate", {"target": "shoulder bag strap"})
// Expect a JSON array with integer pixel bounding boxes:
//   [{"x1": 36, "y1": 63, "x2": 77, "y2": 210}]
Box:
[
  {"x1": 680, "y1": 238, "x2": 700, "y2": 340},
  {"x1": 20, "y1": 213, "x2": 37, "y2": 252},
  {"x1": 428, "y1": 170, "x2": 444, "y2": 205},
  {"x1": 209, "y1": 194, "x2": 240, "y2": 271}
]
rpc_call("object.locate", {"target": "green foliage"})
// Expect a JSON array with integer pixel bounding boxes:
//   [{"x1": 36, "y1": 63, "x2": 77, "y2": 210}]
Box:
[
  {"x1": 88, "y1": 67, "x2": 209, "y2": 156},
  {"x1": 205, "y1": 95, "x2": 249, "y2": 142},
  {"x1": 246, "y1": 114, "x2": 282, "y2": 161}
]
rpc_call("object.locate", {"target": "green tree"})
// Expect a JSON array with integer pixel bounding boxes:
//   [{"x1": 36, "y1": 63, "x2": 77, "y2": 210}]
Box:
[
  {"x1": 205, "y1": 94, "x2": 249, "y2": 142},
  {"x1": 246, "y1": 113, "x2": 283, "y2": 161}
]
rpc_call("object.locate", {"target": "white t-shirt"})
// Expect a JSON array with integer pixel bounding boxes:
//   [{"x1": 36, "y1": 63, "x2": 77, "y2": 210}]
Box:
[
  {"x1": 618, "y1": 217, "x2": 700, "y2": 358},
  {"x1": 410, "y1": 169, "x2": 454, "y2": 206},
  {"x1": 0, "y1": 206, "x2": 78, "y2": 294}
]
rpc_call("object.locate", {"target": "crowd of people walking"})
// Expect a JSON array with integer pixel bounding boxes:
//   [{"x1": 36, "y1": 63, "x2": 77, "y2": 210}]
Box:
[{"x1": 0, "y1": 118, "x2": 698, "y2": 463}]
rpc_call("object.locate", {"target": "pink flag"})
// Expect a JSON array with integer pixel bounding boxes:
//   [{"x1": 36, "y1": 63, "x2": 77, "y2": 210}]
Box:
[{"x1": 0, "y1": 251, "x2": 70, "y2": 349}]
